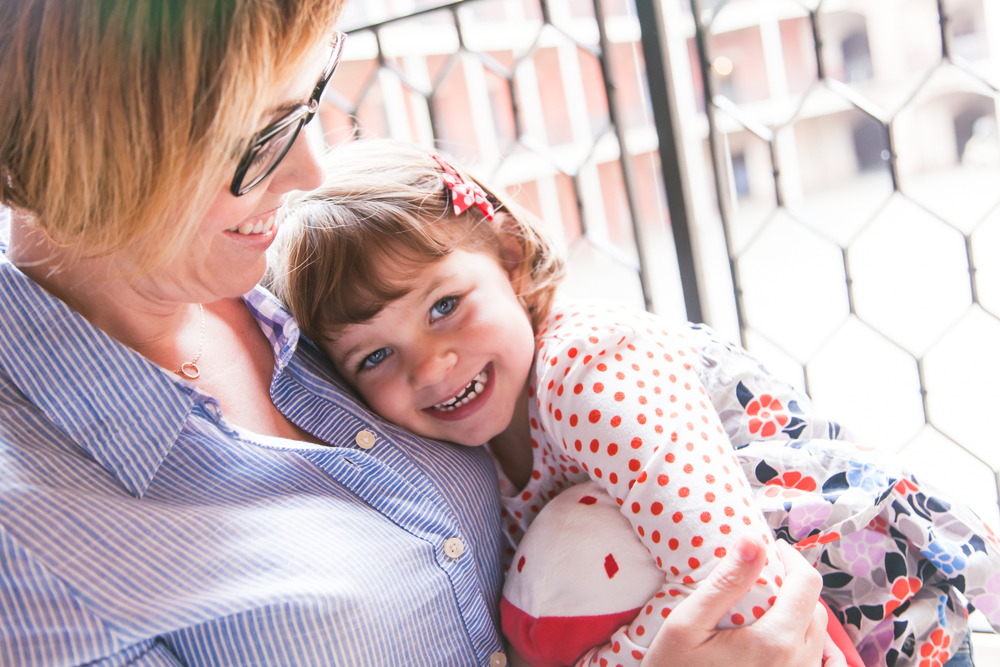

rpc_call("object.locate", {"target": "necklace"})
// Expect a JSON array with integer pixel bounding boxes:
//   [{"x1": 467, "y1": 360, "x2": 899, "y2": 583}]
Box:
[{"x1": 173, "y1": 304, "x2": 205, "y2": 380}]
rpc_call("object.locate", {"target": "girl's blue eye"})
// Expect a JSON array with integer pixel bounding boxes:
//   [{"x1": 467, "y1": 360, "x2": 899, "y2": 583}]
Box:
[
  {"x1": 430, "y1": 296, "x2": 459, "y2": 321},
  {"x1": 360, "y1": 347, "x2": 391, "y2": 370}
]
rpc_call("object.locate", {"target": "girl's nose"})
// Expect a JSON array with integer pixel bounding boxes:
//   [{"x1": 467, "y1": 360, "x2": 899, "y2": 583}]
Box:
[{"x1": 412, "y1": 348, "x2": 459, "y2": 390}]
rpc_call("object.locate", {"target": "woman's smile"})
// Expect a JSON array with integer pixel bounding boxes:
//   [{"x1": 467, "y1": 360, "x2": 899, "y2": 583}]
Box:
[
  {"x1": 226, "y1": 207, "x2": 280, "y2": 236},
  {"x1": 222, "y1": 205, "x2": 283, "y2": 250}
]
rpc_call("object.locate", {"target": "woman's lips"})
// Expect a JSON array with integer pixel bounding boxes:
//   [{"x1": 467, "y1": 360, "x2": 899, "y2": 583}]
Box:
[
  {"x1": 223, "y1": 208, "x2": 281, "y2": 244},
  {"x1": 424, "y1": 363, "x2": 496, "y2": 422},
  {"x1": 227, "y1": 212, "x2": 276, "y2": 236}
]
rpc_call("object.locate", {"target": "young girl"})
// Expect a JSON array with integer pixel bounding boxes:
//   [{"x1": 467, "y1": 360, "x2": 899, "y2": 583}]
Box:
[{"x1": 268, "y1": 139, "x2": 1000, "y2": 667}]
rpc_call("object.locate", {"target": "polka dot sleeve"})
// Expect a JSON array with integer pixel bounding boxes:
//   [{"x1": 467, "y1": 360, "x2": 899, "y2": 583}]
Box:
[{"x1": 533, "y1": 305, "x2": 786, "y2": 667}]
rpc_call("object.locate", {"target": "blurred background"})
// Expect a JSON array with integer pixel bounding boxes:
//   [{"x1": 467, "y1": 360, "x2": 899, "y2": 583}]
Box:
[{"x1": 321, "y1": 0, "x2": 999, "y2": 645}]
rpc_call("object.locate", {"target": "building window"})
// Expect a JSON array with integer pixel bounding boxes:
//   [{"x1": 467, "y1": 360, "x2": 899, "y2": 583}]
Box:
[
  {"x1": 842, "y1": 31, "x2": 873, "y2": 83},
  {"x1": 731, "y1": 152, "x2": 750, "y2": 198},
  {"x1": 853, "y1": 115, "x2": 888, "y2": 172}
]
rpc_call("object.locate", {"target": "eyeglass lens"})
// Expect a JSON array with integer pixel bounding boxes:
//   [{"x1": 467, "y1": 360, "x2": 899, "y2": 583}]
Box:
[
  {"x1": 232, "y1": 32, "x2": 345, "y2": 196},
  {"x1": 239, "y1": 118, "x2": 304, "y2": 195}
]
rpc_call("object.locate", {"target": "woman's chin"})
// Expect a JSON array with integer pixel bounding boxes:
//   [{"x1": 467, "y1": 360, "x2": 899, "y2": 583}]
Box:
[{"x1": 221, "y1": 260, "x2": 268, "y2": 298}]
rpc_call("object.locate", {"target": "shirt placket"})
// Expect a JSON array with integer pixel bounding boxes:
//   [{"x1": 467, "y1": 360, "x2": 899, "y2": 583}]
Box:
[{"x1": 300, "y1": 444, "x2": 502, "y2": 665}]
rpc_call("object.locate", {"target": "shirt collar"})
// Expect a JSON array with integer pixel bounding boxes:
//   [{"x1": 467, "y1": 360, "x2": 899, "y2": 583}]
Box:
[
  {"x1": 0, "y1": 227, "x2": 300, "y2": 498},
  {"x1": 243, "y1": 286, "x2": 302, "y2": 375}
]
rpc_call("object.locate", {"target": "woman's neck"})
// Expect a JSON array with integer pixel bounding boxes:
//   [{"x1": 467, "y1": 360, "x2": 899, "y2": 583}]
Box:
[
  {"x1": 6, "y1": 212, "x2": 321, "y2": 444},
  {"x1": 488, "y1": 379, "x2": 534, "y2": 490},
  {"x1": 7, "y1": 213, "x2": 203, "y2": 369}
]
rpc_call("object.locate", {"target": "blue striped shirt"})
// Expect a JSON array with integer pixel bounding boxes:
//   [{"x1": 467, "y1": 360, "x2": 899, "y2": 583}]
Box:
[{"x1": 0, "y1": 214, "x2": 505, "y2": 666}]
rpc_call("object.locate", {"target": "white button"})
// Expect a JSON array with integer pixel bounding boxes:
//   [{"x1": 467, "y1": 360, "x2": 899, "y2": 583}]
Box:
[
  {"x1": 443, "y1": 537, "x2": 465, "y2": 560},
  {"x1": 355, "y1": 429, "x2": 376, "y2": 449},
  {"x1": 490, "y1": 652, "x2": 507, "y2": 667}
]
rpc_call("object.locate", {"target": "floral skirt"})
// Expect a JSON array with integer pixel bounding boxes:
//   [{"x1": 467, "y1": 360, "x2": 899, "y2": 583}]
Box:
[{"x1": 741, "y1": 439, "x2": 1000, "y2": 667}]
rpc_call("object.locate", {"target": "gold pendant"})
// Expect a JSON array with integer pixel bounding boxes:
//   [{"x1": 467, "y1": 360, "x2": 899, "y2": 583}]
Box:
[{"x1": 178, "y1": 362, "x2": 201, "y2": 380}]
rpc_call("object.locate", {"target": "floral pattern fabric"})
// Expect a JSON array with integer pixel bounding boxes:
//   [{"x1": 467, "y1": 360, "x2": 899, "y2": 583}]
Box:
[{"x1": 494, "y1": 302, "x2": 1000, "y2": 667}]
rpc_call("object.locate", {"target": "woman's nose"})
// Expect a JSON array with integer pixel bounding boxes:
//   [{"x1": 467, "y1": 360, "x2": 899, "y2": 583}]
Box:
[
  {"x1": 412, "y1": 348, "x2": 459, "y2": 390},
  {"x1": 267, "y1": 125, "x2": 325, "y2": 194}
]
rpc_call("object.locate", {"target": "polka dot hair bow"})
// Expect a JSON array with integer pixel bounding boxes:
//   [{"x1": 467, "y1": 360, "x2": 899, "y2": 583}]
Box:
[{"x1": 430, "y1": 153, "x2": 495, "y2": 221}]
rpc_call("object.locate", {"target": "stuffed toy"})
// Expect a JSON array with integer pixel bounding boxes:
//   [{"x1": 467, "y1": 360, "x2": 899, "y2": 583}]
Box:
[{"x1": 502, "y1": 480, "x2": 864, "y2": 667}]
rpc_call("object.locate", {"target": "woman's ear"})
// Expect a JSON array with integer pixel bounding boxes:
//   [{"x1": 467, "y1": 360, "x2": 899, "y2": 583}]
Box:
[{"x1": 493, "y1": 212, "x2": 529, "y2": 294}]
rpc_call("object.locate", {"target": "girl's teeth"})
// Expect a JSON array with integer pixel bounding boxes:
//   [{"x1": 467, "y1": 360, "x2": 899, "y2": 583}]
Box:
[
  {"x1": 263, "y1": 215, "x2": 275, "y2": 233},
  {"x1": 227, "y1": 225, "x2": 238, "y2": 232},
  {"x1": 238, "y1": 221, "x2": 255, "y2": 235},
  {"x1": 431, "y1": 367, "x2": 490, "y2": 410},
  {"x1": 252, "y1": 220, "x2": 264, "y2": 234}
]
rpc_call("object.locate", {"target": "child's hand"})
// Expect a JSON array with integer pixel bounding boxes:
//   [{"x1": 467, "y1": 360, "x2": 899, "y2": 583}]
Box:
[
  {"x1": 823, "y1": 633, "x2": 848, "y2": 666},
  {"x1": 642, "y1": 535, "x2": 841, "y2": 667}
]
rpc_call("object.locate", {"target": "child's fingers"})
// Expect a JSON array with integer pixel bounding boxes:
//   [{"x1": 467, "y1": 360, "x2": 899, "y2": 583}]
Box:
[
  {"x1": 755, "y1": 540, "x2": 824, "y2": 643},
  {"x1": 822, "y1": 631, "x2": 848, "y2": 667},
  {"x1": 655, "y1": 534, "x2": 766, "y2": 644}
]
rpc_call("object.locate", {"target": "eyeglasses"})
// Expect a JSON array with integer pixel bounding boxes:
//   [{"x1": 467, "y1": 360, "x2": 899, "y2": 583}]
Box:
[{"x1": 230, "y1": 31, "x2": 346, "y2": 196}]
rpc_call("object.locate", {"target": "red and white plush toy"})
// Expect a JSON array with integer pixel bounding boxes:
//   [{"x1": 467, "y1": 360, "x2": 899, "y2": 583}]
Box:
[
  {"x1": 501, "y1": 481, "x2": 863, "y2": 667},
  {"x1": 501, "y1": 481, "x2": 662, "y2": 667}
]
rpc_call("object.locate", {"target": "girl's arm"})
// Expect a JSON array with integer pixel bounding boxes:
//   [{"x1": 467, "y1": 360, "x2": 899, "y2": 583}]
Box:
[{"x1": 534, "y1": 308, "x2": 786, "y2": 667}]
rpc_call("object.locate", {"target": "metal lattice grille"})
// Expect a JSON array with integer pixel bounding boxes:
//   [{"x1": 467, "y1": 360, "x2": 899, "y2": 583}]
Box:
[
  {"x1": 677, "y1": 0, "x2": 1000, "y2": 534},
  {"x1": 321, "y1": 0, "x2": 693, "y2": 322}
]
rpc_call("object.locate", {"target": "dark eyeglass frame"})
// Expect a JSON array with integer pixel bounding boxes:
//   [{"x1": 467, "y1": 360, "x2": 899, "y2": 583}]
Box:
[{"x1": 230, "y1": 31, "x2": 347, "y2": 196}]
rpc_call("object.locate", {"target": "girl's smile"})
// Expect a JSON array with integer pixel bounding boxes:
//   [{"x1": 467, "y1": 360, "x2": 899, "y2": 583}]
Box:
[
  {"x1": 424, "y1": 362, "x2": 495, "y2": 420},
  {"x1": 322, "y1": 249, "x2": 535, "y2": 448}
]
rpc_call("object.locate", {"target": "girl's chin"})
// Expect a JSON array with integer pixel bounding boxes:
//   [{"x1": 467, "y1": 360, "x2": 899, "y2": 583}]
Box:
[
  {"x1": 422, "y1": 419, "x2": 505, "y2": 448},
  {"x1": 452, "y1": 431, "x2": 503, "y2": 447}
]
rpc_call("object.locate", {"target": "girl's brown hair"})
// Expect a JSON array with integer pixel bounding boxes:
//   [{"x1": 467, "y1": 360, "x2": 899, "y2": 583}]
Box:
[
  {"x1": 268, "y1": 139, "x2": 566, "y2": 342},
  {"x1": 0, "y1": 0, "x2": 344, "y2": 271}
]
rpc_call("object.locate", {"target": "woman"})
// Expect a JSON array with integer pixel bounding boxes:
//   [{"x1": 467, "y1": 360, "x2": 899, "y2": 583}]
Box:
[{"x1": 0, "y1": 1, "x2": 840, "y2": 665}]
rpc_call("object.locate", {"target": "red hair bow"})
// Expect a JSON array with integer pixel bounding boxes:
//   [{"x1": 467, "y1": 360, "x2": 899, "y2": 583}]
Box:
[{"x1": 430, "y1": 153, "x2": 495, "y2": 221}]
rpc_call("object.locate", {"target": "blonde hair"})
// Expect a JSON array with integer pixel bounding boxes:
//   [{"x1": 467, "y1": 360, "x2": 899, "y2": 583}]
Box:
[
  {"x1": 268, "y1": 139, "x2": 566, "y2": 342},
  {"x1": 0, "y1": 0, "x2": 344, "y2": 271}
]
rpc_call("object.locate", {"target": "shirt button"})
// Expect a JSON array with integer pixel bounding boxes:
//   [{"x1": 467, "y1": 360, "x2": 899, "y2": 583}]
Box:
[
  {"x1": 443, "y1": 537, "x2": 465, "y2": 560},
  {"x1": 490, "y1": 652, "x2": 507, "y2": 667},
  {"x1": 355, "y1": 429, "x2": 376, "y2": 449}
]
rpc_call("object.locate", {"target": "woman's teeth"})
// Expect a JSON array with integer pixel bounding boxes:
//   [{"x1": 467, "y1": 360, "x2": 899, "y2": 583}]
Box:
[
  {"x1": 227, "y1": 214, "x2": 275, "y2": 235},
  {"x1": 432, "y1": 369, "x2": 488, "y2": 411}
]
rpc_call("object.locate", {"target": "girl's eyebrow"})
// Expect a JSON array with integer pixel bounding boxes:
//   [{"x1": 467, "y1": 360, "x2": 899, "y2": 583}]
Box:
[
  {"x1": 418, "y1": 267, "x2": 463, "y2": 302},
  {"x1": 418, "y1": 276, "x2": 448, "y2": 301},
  {"x1": 340, "y1": 337, "x2": 373, "y2": 371}
]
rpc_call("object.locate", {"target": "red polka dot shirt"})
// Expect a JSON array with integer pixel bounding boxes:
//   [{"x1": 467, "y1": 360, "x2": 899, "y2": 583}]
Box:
[{"x1": 495, "y1": 302, "x2": 833, "y2": 666}]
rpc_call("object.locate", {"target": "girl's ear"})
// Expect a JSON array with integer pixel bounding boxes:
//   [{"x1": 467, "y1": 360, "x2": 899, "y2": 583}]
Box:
[{"x1": 493, "y1": 213, "x2": 528, "y2": 293}]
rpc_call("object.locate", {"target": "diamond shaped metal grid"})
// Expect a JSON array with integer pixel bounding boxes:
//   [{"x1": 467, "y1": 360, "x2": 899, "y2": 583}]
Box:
[
  {"x1": 692, "y1": 0, "x2": 1000, "y2": 526},
  {"x1": 322, "y1": 0, "x2": 681, "y2": 317}
]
